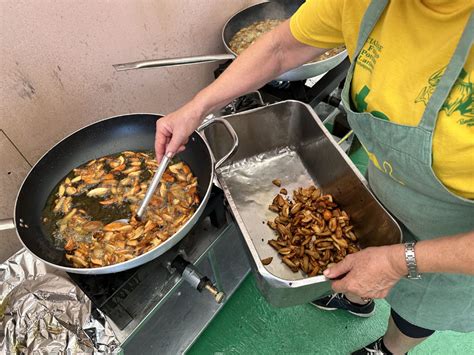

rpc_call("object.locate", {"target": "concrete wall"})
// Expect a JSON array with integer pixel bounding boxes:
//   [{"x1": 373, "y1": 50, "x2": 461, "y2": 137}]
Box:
[{"x1": 0, "y1": 0, "x2": 259, "y2": 261}]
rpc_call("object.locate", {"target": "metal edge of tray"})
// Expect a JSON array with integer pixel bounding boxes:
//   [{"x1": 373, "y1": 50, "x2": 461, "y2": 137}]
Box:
[{"x1": 214, "y1": 100, "x2": 402, "y2": 289}]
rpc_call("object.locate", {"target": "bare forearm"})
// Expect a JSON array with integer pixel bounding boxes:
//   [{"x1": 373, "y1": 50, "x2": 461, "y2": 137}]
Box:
[
  {"x1": 416, "y1": 230, "x2": 474, "y2": 274},
  {"x1": 194, "y1": 33, "x2": 283, "y2": 115},
  {"x1": 388, "y1": 230, "x2": 474, "y2": 277},
  {"x1": 190, "y1": 21, "x2": 326, "y2": 118}
]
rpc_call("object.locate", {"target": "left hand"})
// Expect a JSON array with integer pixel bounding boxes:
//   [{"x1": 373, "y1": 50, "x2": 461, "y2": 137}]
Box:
[{"x1": 324, "y1": 245, "x2": 407, "y2": 299}]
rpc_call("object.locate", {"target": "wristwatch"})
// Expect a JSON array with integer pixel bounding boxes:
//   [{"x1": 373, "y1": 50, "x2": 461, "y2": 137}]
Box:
[{"x1": 404, "y1": 242, "x2": 421, "y2": 279}]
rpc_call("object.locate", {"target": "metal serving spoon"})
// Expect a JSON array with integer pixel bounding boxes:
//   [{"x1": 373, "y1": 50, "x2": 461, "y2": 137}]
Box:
[{"x1": 115, "y1": 154, "x2": 171, "y2": 223}]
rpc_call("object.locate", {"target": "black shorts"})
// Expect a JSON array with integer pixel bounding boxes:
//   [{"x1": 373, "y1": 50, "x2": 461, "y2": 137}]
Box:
[{"x1": 391, "y1": 309, "x2": 435, "y2": 338}]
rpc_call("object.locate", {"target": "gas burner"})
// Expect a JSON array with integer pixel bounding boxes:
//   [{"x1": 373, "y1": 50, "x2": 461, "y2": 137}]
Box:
[
  {"x1": 219, "y1": 91, "x2": 266, "y2": 116},
  {"x1": 267, "y1": 80, "x2": 291, "y2": 89}
]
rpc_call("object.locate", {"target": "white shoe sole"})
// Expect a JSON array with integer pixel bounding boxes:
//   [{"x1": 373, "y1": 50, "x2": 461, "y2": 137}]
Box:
[
  {"x1": 311, "y1": 303, "x2": 338, "y2": 311},
  {"x1": 311, "y1": 302, "x2": 375, "y2": 318},
  {"x1": 348, "y1": 309, "x2": 375, "y2": 318}
]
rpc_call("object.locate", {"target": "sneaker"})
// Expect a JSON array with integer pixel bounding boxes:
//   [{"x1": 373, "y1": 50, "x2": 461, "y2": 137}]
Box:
[
  {"x1": 352, "y1": 337, "x2": 390, "y2": 355},
  {"x1": 311, "y1": 293, "x2": 375, "y2": 317}
]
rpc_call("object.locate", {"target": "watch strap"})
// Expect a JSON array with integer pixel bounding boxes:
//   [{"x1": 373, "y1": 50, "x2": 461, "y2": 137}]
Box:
[{"x1": 404, "y1": 242, "x2": 421, "y2": 279}]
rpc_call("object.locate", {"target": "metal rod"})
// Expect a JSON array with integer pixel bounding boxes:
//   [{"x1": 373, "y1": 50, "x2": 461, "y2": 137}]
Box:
[
  {"x1": 0, "y1": 219, "x2": 15, "y2": 231},
  {"x1": 136, "y1": 155, "x2": 171, "y2": 219},
  {"x1": 113, "y1": 54, "x2": 235, "y2": 71}
]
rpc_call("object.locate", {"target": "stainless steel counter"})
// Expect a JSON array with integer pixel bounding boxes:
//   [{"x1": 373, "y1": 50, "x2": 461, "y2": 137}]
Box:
[{"x1": 120, "y1": 220, "x2": 251, "y2": 354}]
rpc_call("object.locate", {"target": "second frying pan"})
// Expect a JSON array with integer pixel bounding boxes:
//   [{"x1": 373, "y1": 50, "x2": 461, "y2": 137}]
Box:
[{"x1": 113, "y1": 1, "x2": 347, "y2": 81}]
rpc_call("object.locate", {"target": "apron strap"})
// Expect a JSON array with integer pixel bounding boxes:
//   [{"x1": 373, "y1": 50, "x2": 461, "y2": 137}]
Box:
[
  {"x1": 352, "y1": 0, "x2": 389, "y2": 61},
  {"x1": 419, "y1": 12, "x2": 474, "y2": 132}
]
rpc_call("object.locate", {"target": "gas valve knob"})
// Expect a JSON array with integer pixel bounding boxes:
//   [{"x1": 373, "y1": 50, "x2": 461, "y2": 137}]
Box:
[{"x1": 171, "y1": 255, "x2": 225, "y2": 304}]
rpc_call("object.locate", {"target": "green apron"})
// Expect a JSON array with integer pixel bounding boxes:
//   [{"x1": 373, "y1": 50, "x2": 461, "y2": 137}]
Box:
[{"x1": 341, "y1": 0, "x2": 474, "y2": 332}]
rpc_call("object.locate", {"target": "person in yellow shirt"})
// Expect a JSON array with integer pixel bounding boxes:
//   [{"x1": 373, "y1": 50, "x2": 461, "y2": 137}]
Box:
[
  {"x1": 290, "y1": 0, "x2": 474, "y2": 199},
  {"x1": 153, "y1": 0, "x2": 473, "y2": 354}
]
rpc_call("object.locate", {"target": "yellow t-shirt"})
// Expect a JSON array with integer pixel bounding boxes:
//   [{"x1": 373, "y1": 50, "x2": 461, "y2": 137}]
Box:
[{"x1": 290, "y1": 0, "x2": 474, "y2": 199}]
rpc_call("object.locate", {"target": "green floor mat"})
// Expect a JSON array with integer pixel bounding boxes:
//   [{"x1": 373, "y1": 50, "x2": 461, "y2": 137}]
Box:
[
  {"x1": 190, "y1": 275, "x2": 474, "y2": 354},
  {"x1": 189, "y1": 141, "x2": 473, "y2": 355}
]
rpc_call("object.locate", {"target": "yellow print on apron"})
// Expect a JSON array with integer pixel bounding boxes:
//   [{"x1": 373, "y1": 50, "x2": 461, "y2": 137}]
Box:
[{"x1": 362, "y1": 144, "x2": 405, "y2": 185}]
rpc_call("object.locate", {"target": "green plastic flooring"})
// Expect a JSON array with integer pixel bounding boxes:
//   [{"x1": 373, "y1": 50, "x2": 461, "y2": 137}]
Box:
[
  {"x1": 189, "y1": 275, "x2": 474, "y2": 354},
  {"x1": 189, "y1": 144, "x2": 474, "y2": 354}
]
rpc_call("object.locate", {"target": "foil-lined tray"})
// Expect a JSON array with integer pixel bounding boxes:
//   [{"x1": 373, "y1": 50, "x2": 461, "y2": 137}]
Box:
[{"x1": 0, "y1": 249, "x2": 121, "y2": 354}]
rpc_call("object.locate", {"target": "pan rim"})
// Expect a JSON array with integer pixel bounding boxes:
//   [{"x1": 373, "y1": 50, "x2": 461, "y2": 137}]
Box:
[{"x1": 14, "y1": 112, "x2": 215, "y2": 274}]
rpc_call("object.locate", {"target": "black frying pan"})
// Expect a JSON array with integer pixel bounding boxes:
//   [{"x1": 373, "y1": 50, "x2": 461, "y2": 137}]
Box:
[{"x1": 3, "y1": 114, "x2": 238, "y2": 274}]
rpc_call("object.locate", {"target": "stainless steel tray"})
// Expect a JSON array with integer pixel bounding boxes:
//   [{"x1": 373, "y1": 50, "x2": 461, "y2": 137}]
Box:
[{"x1": 205, "y1": 101, "x2": 402, "y2": 307}]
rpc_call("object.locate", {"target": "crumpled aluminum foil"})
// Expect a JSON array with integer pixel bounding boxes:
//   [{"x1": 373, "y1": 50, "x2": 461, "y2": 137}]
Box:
[{"x1": 0, "y1": 249, "x2": 121, "y2": 354}]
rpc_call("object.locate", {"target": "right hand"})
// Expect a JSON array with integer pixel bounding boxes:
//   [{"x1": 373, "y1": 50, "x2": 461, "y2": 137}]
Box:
[{"x1": 155, "y1": 102, "x2": 204, "y2": 162}]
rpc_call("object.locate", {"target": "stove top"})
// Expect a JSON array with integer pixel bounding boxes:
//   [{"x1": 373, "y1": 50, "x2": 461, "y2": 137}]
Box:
[
  {"x1": 67, "y1": 59, "x2": 353, "y2": 340},
  {"x1": 68, "y1": 186, "x2": 227, "y2": 330}
]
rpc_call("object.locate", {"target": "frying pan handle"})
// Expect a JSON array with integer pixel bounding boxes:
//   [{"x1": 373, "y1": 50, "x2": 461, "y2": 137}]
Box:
[
  {"x1": 113, "y1": 54, "x2": 236, "y2": 71},
  {"x1": 197, "y1": 117, "x2": 239, "y2": 169},
  {"x1": 0, "y1": 218, "x2": 15, "y2": 231}
]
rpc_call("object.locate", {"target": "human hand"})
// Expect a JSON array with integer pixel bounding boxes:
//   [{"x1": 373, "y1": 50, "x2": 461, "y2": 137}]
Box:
[
  {"x1": 155, "y1": 102, "x2": 204, "y2": 162},
  {"x1": 324, "y1": 245, "x2": 407, "y2": 299}
]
